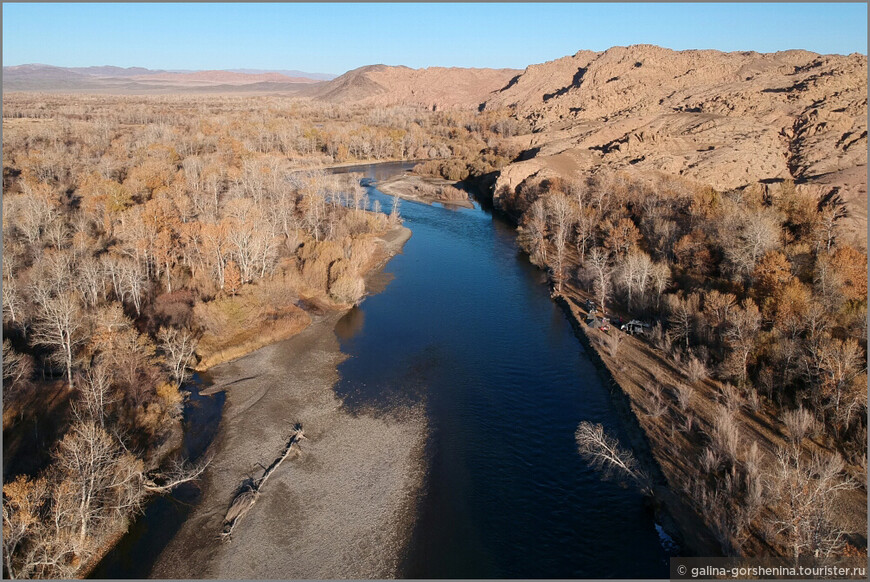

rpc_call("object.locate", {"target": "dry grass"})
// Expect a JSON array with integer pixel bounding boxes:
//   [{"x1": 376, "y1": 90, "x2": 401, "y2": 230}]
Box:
[
  {"x1": 195, "y1": 310, "x2": 311, "y2": 370},
  {"x1": 193, "y1": 278, "x2": 312, "y2": 370}
]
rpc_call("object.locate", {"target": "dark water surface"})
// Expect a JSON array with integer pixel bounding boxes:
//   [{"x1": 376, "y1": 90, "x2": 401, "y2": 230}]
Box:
[
  {"x1": 94, "y1": 161, "x2": 669, "y2": 578},
  {"x1": 88, "y1": 374, "x2": 224, "y2": 579},
  {"x1": 333, "y1": 162, "x2": 670, "y2": 578}
]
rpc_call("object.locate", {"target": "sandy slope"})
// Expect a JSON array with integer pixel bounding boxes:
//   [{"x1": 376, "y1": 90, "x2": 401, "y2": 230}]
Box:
[{"x1": 306, "y1": 64, "x2": 520, "y2": 109}]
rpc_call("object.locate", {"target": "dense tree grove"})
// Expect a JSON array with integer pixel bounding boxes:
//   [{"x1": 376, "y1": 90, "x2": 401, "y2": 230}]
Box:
[
  {"x1": 1, "y1": 94, "x2": 518, "y2": 578},
  {"x1": 503, "y1": 171, "x2": 867, "y2": 557}
]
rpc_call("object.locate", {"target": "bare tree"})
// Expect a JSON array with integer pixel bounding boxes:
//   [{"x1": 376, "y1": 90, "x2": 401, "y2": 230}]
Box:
[
  {"x1": 814, "y1": 336, "x2": 865, "y2": 428},
  {"x1": 52, "y1": 421, "x2": 145, "y2": 550},
  {"x1": 649, "y1": 261, "x2": 671, "y2": 309},
  {"x1": 30, "y1": 291, "x2": 84, "y2": 389},
  {"x1": 585, "y1": 247, "x2": 612, "y2": 315},
  {"x1": 545, "y1": 192, "x2": 576, "y2": 293},
  {"x1": 157, "y1": 327, "x2": 199, "y2": 389},
  {"x1": 574, "y1": 206, "x2": 597, "y2": 263},
  {"x1": 521, "y1": 198, "x2": 549, "y2": 267},
  {"x1": 575, "y1": 421, "x2": 651, "y2": 495},
  {"x1": 722, "y1": 207, "x2": 782, "y2": 282},
  {"x1": 770, "y1": 446, "x2": 856, "y2": 560},
  {"x1": 2, "y1": 276, "x2": 24, "y2": 329},
  {"x1": 75, "y1": 255, "x2": 106, "y2": 308},
  {"x1": 11, "y1": 187, "x2": 59, "y2": 246},
  {"x1": 617, "y1": 249, "x2": 653, "y2": 311},
  {"x1": 389, "y1": 193, "x2": 401, "y2": 225},
  {"x1": 2, "y1": 475, "x2": 60, "y2": 580},
  {"x1": 667, "y1": 293, "x2": 699, "y2": 351},
  {"x1": 118, "y1": 259, "x2": 148, "y2": 316},
  {"x1": 76, "y1": 363, "x2": 116, "y2": 428},
  {"x1": 723, "y1": 299, "x2": 762, "y2": 386}
]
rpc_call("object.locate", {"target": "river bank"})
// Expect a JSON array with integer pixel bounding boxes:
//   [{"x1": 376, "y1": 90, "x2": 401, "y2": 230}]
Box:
[
  {"x1": 467, "y1": 181, "x2": 725, "y2": 555},
  {"x1": 90, "y1": 165, "x2": 674, "y2": 578},
  {"x1": 193, "y1": 225, "x2": 411, "y2": 372},
  {"x1": 375, "y1": 173, "x2": 475, "y2": 209},
  {"x1": 289, "y1": 157, "x2": 435, "y2": 174},
  {"x1": 550, "y1": 270, "x2": 867, "y2": 558},
  {"x1": 553, "y1": 293, "x2": 723, "y2": 556},
  {"x1": 86, "y1": 221, "x2": 416, "y2": 578},
  {"x1": 149, "y1": 224, "x2": 426, "y2": 578}
]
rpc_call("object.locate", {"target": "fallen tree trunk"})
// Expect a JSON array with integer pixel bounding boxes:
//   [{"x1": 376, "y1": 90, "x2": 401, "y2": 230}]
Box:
[{"x1": 221, "y1": 423, "x2": 306, "y2": 540}]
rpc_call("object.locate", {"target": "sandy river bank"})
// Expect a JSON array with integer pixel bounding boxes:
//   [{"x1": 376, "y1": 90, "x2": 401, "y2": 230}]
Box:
[
  {"x1": 375, "y1": 173, "x2": 475, "y2": 209},
  {"x1": 150, "y1": 226, "x2": 427, "y2": 578}
]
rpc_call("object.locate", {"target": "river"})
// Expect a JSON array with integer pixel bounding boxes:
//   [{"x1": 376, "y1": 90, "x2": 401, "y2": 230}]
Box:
[{"x1": 93, "y1": 161, "x2": 672, "y2": 578}]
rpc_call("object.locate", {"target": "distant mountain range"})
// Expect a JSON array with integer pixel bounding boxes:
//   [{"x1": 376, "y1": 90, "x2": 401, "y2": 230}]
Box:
[{"x1": 2, "y1": 64, "x2": 337, "y2": 93}]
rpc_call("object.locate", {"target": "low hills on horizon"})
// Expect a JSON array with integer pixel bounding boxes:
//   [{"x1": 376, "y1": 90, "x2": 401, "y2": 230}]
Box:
[
  {"x1": 3, "y1": 45, "x2": 867, "y2": 243},
  {"x1": 1, "y1": 63, "x2": 337, "y2": 92}
]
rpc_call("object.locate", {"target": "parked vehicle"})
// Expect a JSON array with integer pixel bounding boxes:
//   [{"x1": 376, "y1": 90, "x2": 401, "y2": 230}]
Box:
[{"x1": 620, "y1": 319, "x2": 650, "y2": 336}]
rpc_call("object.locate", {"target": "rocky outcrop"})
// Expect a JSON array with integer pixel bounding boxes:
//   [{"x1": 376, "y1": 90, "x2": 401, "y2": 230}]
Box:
[{"x1": 485, "y1": 45, "x2": 867, "y2": 244}]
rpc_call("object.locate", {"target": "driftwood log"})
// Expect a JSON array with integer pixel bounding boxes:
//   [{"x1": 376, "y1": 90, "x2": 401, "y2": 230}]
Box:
[{"x1": 221, "y1": 423, "x2": 307, "y2": 540}]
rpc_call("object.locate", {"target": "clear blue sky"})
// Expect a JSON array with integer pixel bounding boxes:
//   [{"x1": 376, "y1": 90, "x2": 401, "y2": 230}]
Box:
[{"x1": 3, "y1": 3, "x2": 867, "y2": 74}]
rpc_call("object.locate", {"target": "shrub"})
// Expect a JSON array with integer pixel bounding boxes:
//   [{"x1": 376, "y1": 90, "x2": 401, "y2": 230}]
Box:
[
  {"x1": 686, "y1": 354, "x2": 709, "y2": 384},
  {"x1": 712, "y1": 406, "x2": 740, "y2": 464},
  {"x1": 329, "y1": 273, "x2": 366, "y2": 305},
  {"x1": 782, "y1": 406, "x2": 815, "y2": 446},
  {"x1": 675, "y1": 382, "x2": 694, "y2": 412},
  {"x1": 648, "y1": 384, "x2": 667, "y2": 418},
  {"x1": 605, "y1": 330, "x2": 623, "y2": 358}
]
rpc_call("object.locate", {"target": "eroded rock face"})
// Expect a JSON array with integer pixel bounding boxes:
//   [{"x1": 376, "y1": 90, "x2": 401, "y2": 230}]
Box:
[{"x1": 485, "y1": 45, "x2": 867, "y2": 244}]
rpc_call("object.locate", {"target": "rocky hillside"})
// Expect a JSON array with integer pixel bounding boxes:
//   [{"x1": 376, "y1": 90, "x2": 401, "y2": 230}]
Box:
[
  {"x1": 484, "y1": 45, "x2": 867, "y2": 244},
  {"x1": 305, "y1": 64, "x2": 520, "y2": 109}
]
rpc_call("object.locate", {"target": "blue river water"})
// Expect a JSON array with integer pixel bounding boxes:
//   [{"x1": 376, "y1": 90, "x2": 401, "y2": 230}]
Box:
[{"x1": 332, "y1": 162, "x2": 670, "y2": 578}]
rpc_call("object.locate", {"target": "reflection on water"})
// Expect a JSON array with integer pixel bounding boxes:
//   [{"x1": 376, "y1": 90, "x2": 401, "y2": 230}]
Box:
[
  {"x1": 335, "y1": 306, "x2": 365, "y2": 341},
  {"x1": 328, "y1": 160, "x2": 419, "y2": 181}
]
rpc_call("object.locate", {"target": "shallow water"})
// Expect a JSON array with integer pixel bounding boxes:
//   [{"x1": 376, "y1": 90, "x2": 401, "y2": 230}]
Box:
[{"x1": 93, "y1": 161, "x2": 670, "y2": 578}]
